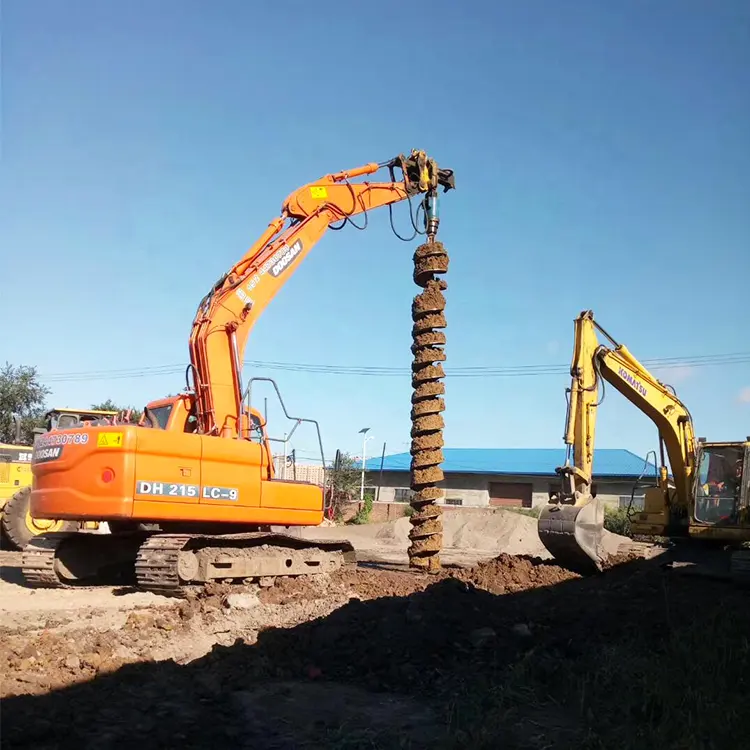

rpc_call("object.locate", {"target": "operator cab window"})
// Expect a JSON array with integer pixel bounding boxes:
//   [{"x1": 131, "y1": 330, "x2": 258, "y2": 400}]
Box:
[
  {"x1": 696, "y1": 446, "x2": 744, "y2": 525},
  {"x1": 148, "y1": 405, "x2": 173, "y2": 430}
]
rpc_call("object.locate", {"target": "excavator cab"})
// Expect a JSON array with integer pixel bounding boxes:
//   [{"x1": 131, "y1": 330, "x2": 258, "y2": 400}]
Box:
[
  {"x1": 40, "y1": 408, "x2": 121, "y2": 433},
  {"x1": 691, "y1": 441, "x2": 749, "y2": 528},
  {"x1": 629, "y1": 440, "x2": 750, "y2": 538}
]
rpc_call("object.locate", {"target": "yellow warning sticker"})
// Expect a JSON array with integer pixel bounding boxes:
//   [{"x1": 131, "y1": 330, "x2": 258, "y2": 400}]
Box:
[
  {"x1": 310, "y1": 186, "x2": 328, "y2": 199},
  {"x1": 97, "y1": 432, "x2": 124, "y2": 448}
]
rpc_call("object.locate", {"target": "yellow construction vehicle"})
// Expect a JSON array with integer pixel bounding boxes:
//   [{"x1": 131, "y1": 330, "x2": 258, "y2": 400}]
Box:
[
  {"x1": 1, "y1": 408, "x2": 121, "y2": 549},
  {"x1": 538, "y1": 310, "x2": 750, "y2": 576}
]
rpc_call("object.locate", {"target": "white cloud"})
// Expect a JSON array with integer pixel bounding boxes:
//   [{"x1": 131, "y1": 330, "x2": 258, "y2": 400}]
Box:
[
  {"x1": 652, "y1": 365, "x2": 694, "y2": 385},
  {"x1": 738, "y1": 386, "x2": 750, "y2": 404}
]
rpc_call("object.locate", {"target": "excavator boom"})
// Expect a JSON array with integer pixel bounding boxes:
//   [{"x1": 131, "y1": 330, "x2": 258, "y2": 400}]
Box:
[{"x1": 189, "y1": 152, "x2": 454, "y2": 438}]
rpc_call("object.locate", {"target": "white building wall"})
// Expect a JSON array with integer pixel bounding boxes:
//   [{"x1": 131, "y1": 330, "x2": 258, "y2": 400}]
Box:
[{"x1": 371, "y1": 471, "x2": 645, "y2": 509}]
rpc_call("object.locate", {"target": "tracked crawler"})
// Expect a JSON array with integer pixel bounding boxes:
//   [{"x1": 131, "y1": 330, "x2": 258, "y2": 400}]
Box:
[{"x1": 23, "y1": 530, "x2": 355, "y2": 595}]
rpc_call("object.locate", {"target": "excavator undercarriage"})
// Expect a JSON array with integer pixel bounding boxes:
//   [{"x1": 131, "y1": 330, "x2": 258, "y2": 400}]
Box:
[{"x1": 23, "y1": 529, "x2": 356, "y2": 596}]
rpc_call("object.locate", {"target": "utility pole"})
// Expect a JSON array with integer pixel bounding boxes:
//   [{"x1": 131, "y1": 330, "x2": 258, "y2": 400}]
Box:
[
  {"x1": 282, "y1": 432, "x2": 287, "y2": 479},
  {"x1": 376, "y1": 441, "x2": 386, "y2": 503},
  {"x1": 358, "y1": 427, "x2": 372, "y2": 502}
]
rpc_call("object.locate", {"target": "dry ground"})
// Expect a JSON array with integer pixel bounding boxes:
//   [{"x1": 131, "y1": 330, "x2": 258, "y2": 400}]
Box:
[{"x1": 1, "y1": 511, "x2": 747, "y2": 749}]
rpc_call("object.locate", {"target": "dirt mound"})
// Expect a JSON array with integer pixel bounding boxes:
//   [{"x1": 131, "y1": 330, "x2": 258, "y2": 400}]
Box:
[
  {"x1": 304, "y1": 508, "x2": 561, "y2": 560},
  {"x1": 453, "y1": 552, "x2": 578, "y2": 593},
  {"x1": 0, "y1": 553, "x2": 588, "y2": 702}
]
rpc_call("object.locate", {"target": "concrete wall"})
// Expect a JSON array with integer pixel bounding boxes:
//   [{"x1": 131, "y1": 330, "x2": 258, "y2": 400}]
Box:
[
  {"x1": 367, "y1": 470, "x2": 645, "y2": 509},
  {"x1": 338, "y1": 500, "x2": 495, "y2": 524}
]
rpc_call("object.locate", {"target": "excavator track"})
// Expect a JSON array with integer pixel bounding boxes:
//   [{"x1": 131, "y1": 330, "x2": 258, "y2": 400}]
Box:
[
  {"x1": 22, "y1": 530, "x2": 357, "y2": 595},
  {"x1": 21, "y1": 531, "x2": 145, "y2": 589},
  {"x1": 408, "y1": 240, "x2": 449, "y2": 572},
  {"x1": 134, "y1": 532, "x2": 357, "y2": 596},
  {"x1": 22, "y1": 533, "x2": 75, "y2": 588},
  {"x1": 134, "y1": 535, "x2": 188, "y2": 595}
]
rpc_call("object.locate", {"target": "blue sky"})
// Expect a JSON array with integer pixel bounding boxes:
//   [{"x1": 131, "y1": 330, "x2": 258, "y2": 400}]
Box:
[{"x1": 1, "y1": 0, "x2": 748, "y2": 467}]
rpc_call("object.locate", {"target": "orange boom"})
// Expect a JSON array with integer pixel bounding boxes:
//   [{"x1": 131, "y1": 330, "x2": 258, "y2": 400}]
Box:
[{"x1": 24, "y1": 151, "x2": 455, "y2": 594}]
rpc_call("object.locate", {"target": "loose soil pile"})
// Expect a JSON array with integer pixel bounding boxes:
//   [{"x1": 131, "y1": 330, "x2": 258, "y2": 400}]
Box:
[
  {"x1": 1, "y1": 554, "x2": 581, "y2": 700},
  {"x1": 303, "y1": 507, "x2": 630, "y2": 562}
]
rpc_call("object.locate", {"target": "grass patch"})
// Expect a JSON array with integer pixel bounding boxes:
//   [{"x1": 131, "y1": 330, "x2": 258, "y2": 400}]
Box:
[
  {"x1": 348, "y1": 495, "x2": 374, "y2": 525},
  {"x1": 443, "y1": 604, "x2": 750, "y2": 750},
  {"x1": 603, "y1": 506, "x2": 633, "y2": 537}
]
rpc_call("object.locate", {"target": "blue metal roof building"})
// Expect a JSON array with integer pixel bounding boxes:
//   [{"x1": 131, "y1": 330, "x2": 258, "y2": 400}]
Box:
[{"x1": 360, "y1": 448, "x2": 657, "y2": 478}]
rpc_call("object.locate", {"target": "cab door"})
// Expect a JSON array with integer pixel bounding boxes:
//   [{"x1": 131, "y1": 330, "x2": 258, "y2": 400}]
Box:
[{"x1": 133, "y1": 429, "x2": 202, "y2": 506}]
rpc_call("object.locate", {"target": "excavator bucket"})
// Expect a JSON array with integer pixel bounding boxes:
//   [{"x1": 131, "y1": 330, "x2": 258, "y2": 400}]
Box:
[{"x1": 537, "y1": 498, "x2": 605, "y2": 574}]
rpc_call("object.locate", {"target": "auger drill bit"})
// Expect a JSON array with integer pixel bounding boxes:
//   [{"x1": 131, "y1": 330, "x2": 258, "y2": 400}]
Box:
[{"x1": 409, "y1": 239, "x2": 449, "y2": 572}]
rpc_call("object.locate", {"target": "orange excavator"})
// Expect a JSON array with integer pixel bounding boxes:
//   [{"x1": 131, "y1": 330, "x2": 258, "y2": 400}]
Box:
[{"x1": 23, "y1": 150, "x2": 455, "y2": 594}]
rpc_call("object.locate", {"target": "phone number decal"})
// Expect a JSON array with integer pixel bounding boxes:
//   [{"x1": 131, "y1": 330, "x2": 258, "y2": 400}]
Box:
[{"x1": 35, "y1": 432, "x2": 90, "y2": 447}]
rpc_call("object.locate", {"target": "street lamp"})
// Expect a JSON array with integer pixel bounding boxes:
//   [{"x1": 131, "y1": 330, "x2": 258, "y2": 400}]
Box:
[{"x1": 358, "y1": 427, "x2": 373, "y2": 501}]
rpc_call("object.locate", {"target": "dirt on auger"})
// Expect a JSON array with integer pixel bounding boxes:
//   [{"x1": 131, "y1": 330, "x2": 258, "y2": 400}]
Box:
[{"x1": 408, "y1": 240, "x2": 450, "y2": 572}]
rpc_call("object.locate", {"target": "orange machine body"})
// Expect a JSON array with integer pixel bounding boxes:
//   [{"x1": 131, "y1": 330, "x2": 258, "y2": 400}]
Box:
[
  {"x1": 29, "y1": 152, "x2": 454, "y2": 533},
  {"x1": 30, "y1": 396, "x2": 324, "y2": 527}
]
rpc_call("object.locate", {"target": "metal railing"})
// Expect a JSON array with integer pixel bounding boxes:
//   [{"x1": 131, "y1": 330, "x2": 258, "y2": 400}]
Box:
[{"x1": 242, "y1": 376, "x2": 326, "y2": 472}]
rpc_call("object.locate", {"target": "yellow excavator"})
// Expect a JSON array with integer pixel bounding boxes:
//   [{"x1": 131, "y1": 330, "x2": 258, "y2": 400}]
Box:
[{"x1": 538, "y1": 310, "x2": 750, "y2": 577}]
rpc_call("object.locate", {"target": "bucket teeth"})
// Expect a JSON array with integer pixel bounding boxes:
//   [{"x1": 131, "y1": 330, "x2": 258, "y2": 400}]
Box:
[{"x1": 408, "y1": 240, "x2": 448, "y2": 573}]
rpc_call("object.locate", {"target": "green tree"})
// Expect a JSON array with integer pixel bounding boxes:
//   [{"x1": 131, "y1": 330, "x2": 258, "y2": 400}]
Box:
[
  {"x1": 326, "y1": 451, "x2": 362, "y2": 521},
  {"x1": 91, "y1": 400, "x2": 143, "y2": 423},
  {"x1": 0, "y1": 363, "x2": 51, "y2": 444}
]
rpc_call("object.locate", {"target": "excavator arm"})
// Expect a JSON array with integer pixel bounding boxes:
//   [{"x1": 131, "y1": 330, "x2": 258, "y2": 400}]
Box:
[
  {"x1": 188, "y1": 151, "x2": 455, "y2": 437},
  {"x1": 538, "y1": 310, "x2": 697, "y2": 572}
]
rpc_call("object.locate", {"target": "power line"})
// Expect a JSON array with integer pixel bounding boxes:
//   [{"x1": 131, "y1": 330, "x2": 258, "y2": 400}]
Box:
[{"x1": 38, "y1": 351, "x2": 750, "y2": 383}]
